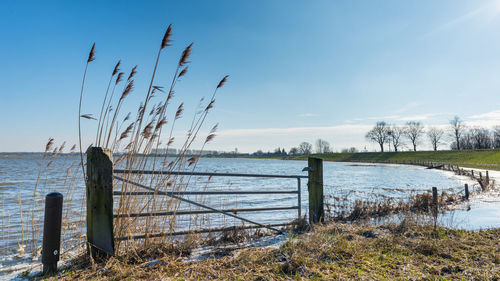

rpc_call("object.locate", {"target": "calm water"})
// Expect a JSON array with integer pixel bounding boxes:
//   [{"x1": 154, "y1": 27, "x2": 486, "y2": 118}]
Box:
[{"x1": 0, "y1": 153, "x2": 497, "y2": 276}]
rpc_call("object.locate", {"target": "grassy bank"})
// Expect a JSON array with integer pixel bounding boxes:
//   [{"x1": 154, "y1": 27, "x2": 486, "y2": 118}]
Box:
[
  {"x1": 43, "y1": 222, "x2": 499, "y2": 280},
  {"x1": 295, "y1": 149, "x2": 500, "y2": 171}
]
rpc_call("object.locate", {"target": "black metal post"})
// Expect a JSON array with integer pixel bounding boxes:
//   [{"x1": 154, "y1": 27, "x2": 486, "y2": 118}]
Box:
[{"x1": 42, "y1": 192, "x2": 63, "y2": 275}]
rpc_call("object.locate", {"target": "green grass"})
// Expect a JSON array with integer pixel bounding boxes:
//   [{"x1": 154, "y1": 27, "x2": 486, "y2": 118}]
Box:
[{"x1": 294, "y1": 149, "x2": 500, "y2": 171}]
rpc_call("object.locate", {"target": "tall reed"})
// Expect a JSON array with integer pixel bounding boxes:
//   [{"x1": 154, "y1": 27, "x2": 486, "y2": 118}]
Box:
[
  {"x1": 74, "y1": 25, "x2": 228, "y2": 254},
  {"x1": 78, "y1": 43, "x2": 95, "y2": 180}
]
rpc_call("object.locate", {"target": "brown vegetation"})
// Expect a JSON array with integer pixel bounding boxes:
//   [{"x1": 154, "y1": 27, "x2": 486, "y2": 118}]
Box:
[{"x1": 43, "y1": 222, "x2": 500, "y2": 280}]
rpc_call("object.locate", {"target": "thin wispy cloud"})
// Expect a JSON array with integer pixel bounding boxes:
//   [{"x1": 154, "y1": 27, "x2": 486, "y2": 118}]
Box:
[
  {"x1": 466, "y1": 110, "x2": 500, "y2": 127},
  {"x1": 398, "y1": 113, "x2": 437, "y2": 121},
  {"x1": 348, "y1": 113, "x2": 439, "y2": 123},
  {"x1": 298, "y1": 113, "x2": 319, "y2": 117},
  {"x1": 468, "y1": 110, "x2": 500, "y2": 120},
  {"x1": 392, "y1": 102, "x2": 422, "y2": 114},
  {"x1": 424, "y1": 1, "x2": 500, "y2": 37}
]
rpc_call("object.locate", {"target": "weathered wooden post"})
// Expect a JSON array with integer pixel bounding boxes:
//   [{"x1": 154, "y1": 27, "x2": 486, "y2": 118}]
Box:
[
  {"x1": 479, "y1": 172, "x2": 482, "y2": 181},
  {"x1": 431, "y1": 186, "x2": 438, "y2": 213},
  {"x1": 42, "y1": 192, "x2": 63, "y2": 275},
  {"x1": 464, "y1": 184, "x2": 469, "y2": 201},
  {"x1": 486, "y1": 171, "x2": 489, "y2": 184},
  {"x1": 431, "y1": 187, "x2": 438, "y2": 228},
  {"x1": 86, "y1": 147, "x2": 114, "y2": 258},
  {"x1": 471, "y1": 170, "x2": 474, "y2": 178},
  {"x1": 308, "y1": 157, "x2": 324, "y2": 224}
]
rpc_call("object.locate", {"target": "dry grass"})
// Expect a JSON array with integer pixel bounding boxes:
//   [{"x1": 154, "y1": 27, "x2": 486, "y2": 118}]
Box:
[
  {"x1": 325, "y1": 189, "x2": 462, "y2": 223},
  {"x1": 38, "y1": 221, "x2": 500, "y2": 280},
  {"x1": 23, "y1": 140, "x2": 84, "y2": 260}
]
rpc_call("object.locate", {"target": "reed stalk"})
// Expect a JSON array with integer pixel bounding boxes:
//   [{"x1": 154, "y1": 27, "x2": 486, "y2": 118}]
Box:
[
  {"x1": 18, "y1": 184, "x2": 25, "y2": 249},
  {"x1": 78, "y1": 43, "x2": 95, "y2": 179}
]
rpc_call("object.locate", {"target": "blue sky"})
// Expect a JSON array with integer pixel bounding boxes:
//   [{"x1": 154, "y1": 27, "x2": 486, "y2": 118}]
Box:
[{"x1": 2, "y1": 0, "x2": 500, "y2": 152}]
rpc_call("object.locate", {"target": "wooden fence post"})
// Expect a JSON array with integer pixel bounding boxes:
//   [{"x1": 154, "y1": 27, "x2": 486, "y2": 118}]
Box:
[
  {"x1": 432, "y1": 187, "x2": 438, "y2": 210},
  {"x1": 464, "y1": 184, "x2": 469, "y2": 200},
  {"x1": 308, "y1": 157, "x2": 324, "y2": 224},
  {"x1": 431, "y1": 186, "x2": 438, "y2": 229},
  {"x1": 86, "y1": 147, "x2": 114, "y2": 258},
  {"x1": 486, "y1": 171, "x2": 489, "y2": 184}
]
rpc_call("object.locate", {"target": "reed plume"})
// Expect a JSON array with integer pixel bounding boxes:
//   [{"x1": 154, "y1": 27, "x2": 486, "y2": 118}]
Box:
[
  {"x1": 161, "y1": 24, "x2": 173, "y2": 49},
  {"x1": 116, "y1": 72, "x2": 124, "y2": 85},
  {"x1": 128, "y1": 65, "x2": 138, "y2": 82},
  {"x1": 80, "y1": 114, "x2": 96, "y2": 120},
  {"x1": 120, "y1": 123, "x2": 134, "y2": 141},
  {"x1": 178, "y1": 67, "x2": 188, "y2": 78},
  {"x1": 106, "y1": 79, "x2": 135, "y2": 147},
  {"x1": 113, "y1": 60, "x2": 121, "y2": 75},
  {"x1": 179, "y1": 43, "x2": 193, "y2": 67},
  {"x1": 217, "y1": 75, "x2": 229, "y2": 89},
  {"x1": 88, "y1": 43, "x2": 95, "y2": 62},
  {"x1": 124, "y1": 112, "x2": 131, "y2": 122},
  {"x1": 175, "y1": 103, "x2": 184, "y2": 119}
]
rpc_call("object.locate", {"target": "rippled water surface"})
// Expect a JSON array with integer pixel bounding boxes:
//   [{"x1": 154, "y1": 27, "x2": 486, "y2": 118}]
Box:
[{"x1": 0, "y1": 153, "x2": 496, "y2": 277}]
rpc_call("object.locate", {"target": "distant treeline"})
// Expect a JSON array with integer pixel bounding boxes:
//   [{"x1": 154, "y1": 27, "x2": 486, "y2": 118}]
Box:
[{"x1": 365, "y1": 116, "x2": 500, "y2": 152}]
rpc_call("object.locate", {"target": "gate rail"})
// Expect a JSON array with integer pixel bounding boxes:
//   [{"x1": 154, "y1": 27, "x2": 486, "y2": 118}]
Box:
[{"x1": 112, "y1": 173, "x2": 303, "y2": 236}]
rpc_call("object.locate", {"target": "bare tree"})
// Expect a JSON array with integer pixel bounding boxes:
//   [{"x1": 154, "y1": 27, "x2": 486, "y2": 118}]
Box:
[
  {"x1": 405, "y1": 121, "x2": 424, "y2": 151},
  {"x1": 365, "y1": 121, "x2": 389, "y2": 152},
  {"x1": 427, "y1": 127, "x2": 444, "y2": 151},
  {"x1": 493, "y1": 126, "x2": 500, "y2": 148},
  {"x1": 470, "y1": 127, "x2": 492, "y2": 149},
  {"x1": 459, "y1": 131, "x2": 473, "y2": 150},
  {"x1": 315, "y1": 139, "x2": 331, "y2": 153},
  {"x1": 298, "y1": 142, "x2": 312, "y2": 155},
  {"x1": 289, "y1": 147, "x2": 299, "y2": 155},
  {"x1": 341, "y1": 147, "x2": 358, "y2": 153},
  {"x1": 450, "y1": 116, "x2": 465, "y2": 150},
  {"x1": 388, "y1": 125, "x2": 405, "y2": 152}
]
